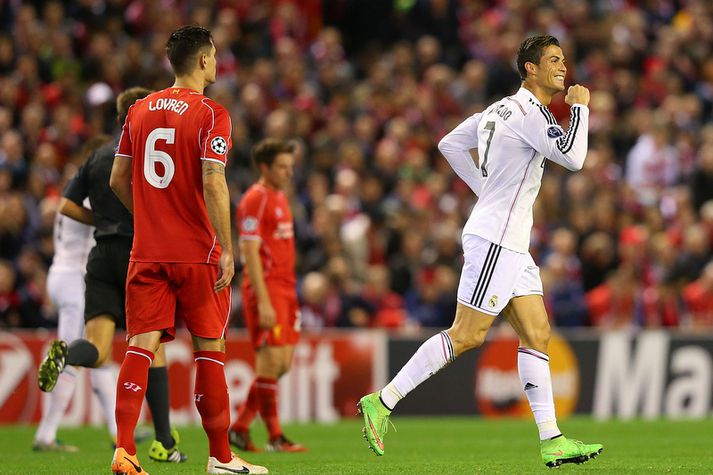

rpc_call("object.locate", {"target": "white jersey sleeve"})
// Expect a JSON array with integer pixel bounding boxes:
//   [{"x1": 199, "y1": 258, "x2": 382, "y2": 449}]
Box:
[
  {"x1": 438, "y1": 112, "x2": 483, "y2": 196},
  {"x1": 520, "y1": 103, "x2": 589, "y2": 171}
]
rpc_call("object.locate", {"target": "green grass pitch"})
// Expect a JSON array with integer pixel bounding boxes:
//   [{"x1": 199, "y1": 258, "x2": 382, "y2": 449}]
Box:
[{"x1": 4, "y1": 417, "x2": 713, "y2": 474}]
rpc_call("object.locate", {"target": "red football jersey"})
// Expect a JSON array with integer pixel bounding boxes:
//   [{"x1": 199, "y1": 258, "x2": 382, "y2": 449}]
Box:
[
  {"x1": 116, "y1": 87, "x2": 232, "y2": 264},
  {"x1": 237, "y1": 183, "x2": 295, "y2": 286}
]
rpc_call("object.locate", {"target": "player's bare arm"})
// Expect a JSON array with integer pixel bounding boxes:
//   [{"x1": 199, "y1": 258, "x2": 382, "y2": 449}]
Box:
[
  {"x1": 109, "y1": 156, "x2": 133, "y2": 213},
  {"x1": 202, "y1": 160, "x2": 234, "y2": 292},
  {"x1": 240, "y1": 238, "x2": 277, "y2": 330},
  {"x1": 58, "y1": 197, "x2": 95, "y2": 226}
]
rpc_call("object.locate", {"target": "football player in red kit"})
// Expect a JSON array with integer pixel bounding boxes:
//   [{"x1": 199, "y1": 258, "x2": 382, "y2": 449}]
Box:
[
  {"x1": 109, "y1": 25, "x2": 267, "y2": 475},
  {"x1": 230, "y1": 139, "x2": 306, "y2": 453}
]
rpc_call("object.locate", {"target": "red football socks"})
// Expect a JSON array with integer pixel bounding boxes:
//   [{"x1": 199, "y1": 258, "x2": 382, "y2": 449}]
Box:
[
  {"x1": 257, "y1": 377, "x2": 281, "y2": 439},
  {"x1": 115, "y1": 346, "x2": 154, "y2": 455},
  {"x1": 232, "y1": 378, "x2": 259, "y2": 432},
  {"x1": 194, "y1": 351, "x2": 232, "y2": 463}
]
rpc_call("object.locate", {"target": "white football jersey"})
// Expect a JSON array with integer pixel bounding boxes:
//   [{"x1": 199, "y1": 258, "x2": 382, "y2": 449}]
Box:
[
  {"x1": 49, "y1": 199, "x2": 95, "y2": 273},
  {"x1": 439, "y1": 87, "x2": 589, "y2": 253}
]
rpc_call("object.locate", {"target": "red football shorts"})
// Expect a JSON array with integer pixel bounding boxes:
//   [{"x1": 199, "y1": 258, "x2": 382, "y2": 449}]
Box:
[
  {"x1": 126, "y1": 262, "x2": 231, "y2": 342},
  {"x1": 243, "y1": 283, "x2": 300, "y2": 349}
]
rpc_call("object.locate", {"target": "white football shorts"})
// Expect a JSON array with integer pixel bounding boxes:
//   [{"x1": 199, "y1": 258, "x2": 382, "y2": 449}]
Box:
[
  {"x1": 47, "y1": 268, "x2": 86, "y2": 342},
  {"x1": 456, "y1": 234, "x2": 543, "y2": 316}
]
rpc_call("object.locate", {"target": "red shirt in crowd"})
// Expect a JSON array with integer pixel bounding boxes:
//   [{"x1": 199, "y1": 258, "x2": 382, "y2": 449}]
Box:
[{"x1": 682, "y1": 280, "x2": 713, "y2": 327}]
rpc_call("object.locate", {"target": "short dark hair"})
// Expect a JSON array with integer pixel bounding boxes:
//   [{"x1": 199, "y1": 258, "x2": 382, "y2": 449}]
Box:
[
  {"x1": 252, "y1": 138, "x2": 295, "y2": 168},
  {"x1": 516, "y1": 35, "x2": 561, "y2": 80},
  {"x1": 166, "y1": 25, "x2": 213, "y2": 76},
  {"x1": 116, "y1": 87, "x2": 151, "y2": 124}
]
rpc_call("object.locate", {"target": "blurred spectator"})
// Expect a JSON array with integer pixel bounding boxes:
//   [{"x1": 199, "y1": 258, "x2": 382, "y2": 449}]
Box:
[
  {"x1": 542, "y1": 254, "x2": 589, "y2": 327},
  {"x1": 682, "y1": 261, "x2": 713, "y2": 327},
  {"x1": 586, "y1": 264, "x2": 643, "y2": 329},
  {"x1": 2, "y1": 1, "x2": 713, "y2": 330},
  {"x1": 0, "y1": 258, "x2": 20, "y2": 327},
  {"x1": 404, "y1": 265, "x2": 457, "y2": 327},
  {"x1": 625, "y1": 117, "x2": 679, "y2": 206},
  {"x1": 362, "y1": 264, "x2": 406, "y2": 328},
  {"x1": 690, "y1": 140, "x2": 713, "y2": 213}
]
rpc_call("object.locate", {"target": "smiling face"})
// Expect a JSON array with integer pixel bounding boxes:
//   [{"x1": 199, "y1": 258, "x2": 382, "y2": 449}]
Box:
[{"x1": 531, "y1": 44, "x2": 566, "y2": 93}]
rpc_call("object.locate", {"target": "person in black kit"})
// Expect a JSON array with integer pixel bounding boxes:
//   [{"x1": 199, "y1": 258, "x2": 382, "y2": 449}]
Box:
[{"x1": 38, "y1": 87, "x2": 187, "y2": 464}]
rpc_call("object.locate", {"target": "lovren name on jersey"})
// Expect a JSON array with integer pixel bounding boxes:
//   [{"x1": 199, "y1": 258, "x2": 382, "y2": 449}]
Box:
[{"x1": 148, "y1": 98, "x2": 189, "y2": 115}]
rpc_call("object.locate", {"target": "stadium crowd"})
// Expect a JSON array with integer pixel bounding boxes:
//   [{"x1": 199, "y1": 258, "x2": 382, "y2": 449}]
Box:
[{"x1": 2, "y1": 0, "x2": 713, "y2": 331}]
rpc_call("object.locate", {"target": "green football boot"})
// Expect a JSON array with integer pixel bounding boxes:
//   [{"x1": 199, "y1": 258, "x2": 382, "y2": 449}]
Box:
[
  {"x1": 38, "y1": 340, "x2": 68, "y2": 392},
  {"x1": 541, "y1": 436, "x2": 603, "y2": 468},
  {"x1": 357, "y1": 392, "x2": 393, "y2": 456},
  {"x1": 148, "y1": 428, "x2": 188, "y2": 463}
]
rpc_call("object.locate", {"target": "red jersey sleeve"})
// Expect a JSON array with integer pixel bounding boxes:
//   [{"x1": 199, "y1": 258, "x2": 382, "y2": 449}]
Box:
[
  {"x1": 200, "y1": 99, "x2": 232, "y2": 165},
  {"x1": 238, "y1": 189, "x2": 268, "y2": 241},
  {"x1": 116, "y1": 106, "x2": 133, "y2": 158}
]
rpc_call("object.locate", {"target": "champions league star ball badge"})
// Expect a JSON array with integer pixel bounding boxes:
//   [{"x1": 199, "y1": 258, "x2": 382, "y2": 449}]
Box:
[{"x1": 211, "y1": 136, "x2": 227, "y2": 155}]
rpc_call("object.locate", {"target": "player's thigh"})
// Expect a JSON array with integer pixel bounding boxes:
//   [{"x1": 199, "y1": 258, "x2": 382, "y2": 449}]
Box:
[
  {"x1": 174, "y1": 263, "x2": 230, "y2": 340},
  {"x1": 126, "y1": 262, "x2": 177, "y2": 342},
  {"x1": 271, "y1": 285, "x2": 301, "y2": 346},
  {"x1": 456, "y1": 234, "x2": 526, "y2": 315},
  {"x1": 503, "y1": 294, "x2": 551, "y2": 353},
  {"x1": 48, "y1": 269, "x2": 86, "y2": 343}
]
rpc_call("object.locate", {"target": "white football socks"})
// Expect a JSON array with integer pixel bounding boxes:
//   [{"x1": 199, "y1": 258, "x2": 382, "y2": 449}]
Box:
[
  {"x1": 90, "y1": 364, "x2": 118, "y2": 438},
  {"x1": 517, "y1": 347, "x2": 562, "y2": 440},
  {"x1": 34, "y1": 368, "x2": 77, "y2": 444},
  {"x1": 381, "y1": 331, "x2": 456, "y2": 410}
]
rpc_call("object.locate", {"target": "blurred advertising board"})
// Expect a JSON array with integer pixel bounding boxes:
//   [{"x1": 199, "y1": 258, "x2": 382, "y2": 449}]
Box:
[
  {"x1": 0, "y1": 329, "x2": 387, "y2": 425},
  {"x1": 3, "y1": 328, "x2": 713, "y2": 424},
  {"x1": 388, "y1": 328, "x2": 713, "y2": 420}
]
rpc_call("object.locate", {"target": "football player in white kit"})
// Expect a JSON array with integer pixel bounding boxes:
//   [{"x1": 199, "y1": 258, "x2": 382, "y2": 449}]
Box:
[
  {"x1": 359, "y1": 35, "x2": 604, "y2": 468},
  {"x1": 33, "y1": 192, "x2": 118, "y2": 451}
]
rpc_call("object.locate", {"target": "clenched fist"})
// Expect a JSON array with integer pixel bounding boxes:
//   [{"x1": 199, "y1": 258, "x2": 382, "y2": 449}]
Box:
[{"x1": 565, "y1": 84, "x2": 590, "y2": 107}]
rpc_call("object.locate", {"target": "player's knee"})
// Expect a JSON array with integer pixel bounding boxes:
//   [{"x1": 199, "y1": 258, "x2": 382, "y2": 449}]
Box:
[
  {"x1": 448, "y1": 328, "x2": 487, "y2": 355},
  {"x1": 522, "y1": 324, "x2": 551, "y2": 351}
]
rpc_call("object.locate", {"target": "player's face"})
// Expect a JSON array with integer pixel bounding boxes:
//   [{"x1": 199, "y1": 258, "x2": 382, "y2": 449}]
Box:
[
  {"x1": 264, "y1": 152, "x2": 294, "y2": 189},
  {"x1": 203, "y1": 43, "x2": 217, "y2": 85},
  {"x1": 534, "y1": 45, "x2": 566, "y2": 93}
]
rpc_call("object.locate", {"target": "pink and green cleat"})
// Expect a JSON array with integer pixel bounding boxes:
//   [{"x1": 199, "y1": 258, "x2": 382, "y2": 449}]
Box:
[
  {"x1": 541, "y1": 436, "x2": 603, "y2": 468},
  {"x1": 357, "y1": 392, "x2": 393, "y2": 456}
]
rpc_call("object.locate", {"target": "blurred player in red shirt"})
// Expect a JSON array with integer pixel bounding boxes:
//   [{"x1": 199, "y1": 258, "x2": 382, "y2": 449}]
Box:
[
  {"x1": 230, "y1": 139, "x2": 306, "y2": 453},
  {"x1": 109, "y1": 25, "x2": 267, "y2": 475}
]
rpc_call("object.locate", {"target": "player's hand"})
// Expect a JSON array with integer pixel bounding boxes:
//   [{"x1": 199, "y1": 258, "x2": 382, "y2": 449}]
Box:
[
  {"x1": 258, "y1": 301, "x2": 277, "y2": 329},
  {"x1": 214, "y1": 252, "x2": 234, "y2": 292},
  {"x1": 565, "y1": 84, "x2": 590, "y2": 106}
]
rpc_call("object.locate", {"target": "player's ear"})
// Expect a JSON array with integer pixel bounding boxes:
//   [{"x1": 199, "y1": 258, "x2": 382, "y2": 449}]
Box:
[{"x1": 525, "y1": 61, "x2": 537, "y2": 78}]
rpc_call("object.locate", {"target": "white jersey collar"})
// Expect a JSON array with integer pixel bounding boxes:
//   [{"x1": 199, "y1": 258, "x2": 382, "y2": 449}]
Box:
[{"x1": 517, "y1": 86, "x2": 542, "y2": 106}]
